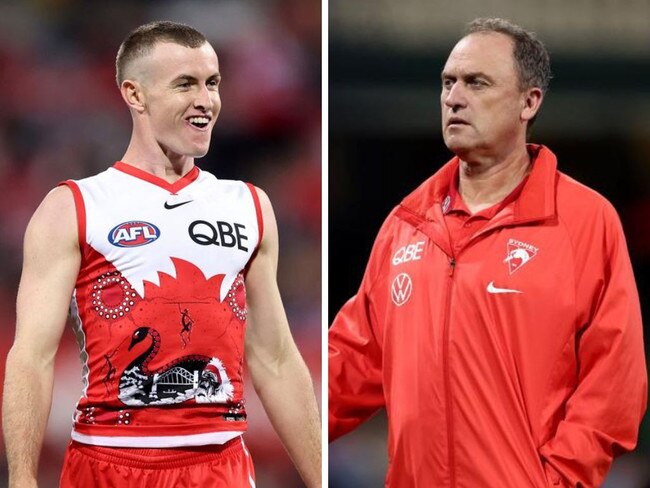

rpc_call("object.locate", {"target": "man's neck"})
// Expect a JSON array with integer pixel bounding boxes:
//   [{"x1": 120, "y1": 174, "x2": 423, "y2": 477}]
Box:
[
  {"x1": 458, "y1": 145, "x2": 531, "y2": 214},
  {"x1": 121, "y1": 138, "x2": 195, "y2": 184}
]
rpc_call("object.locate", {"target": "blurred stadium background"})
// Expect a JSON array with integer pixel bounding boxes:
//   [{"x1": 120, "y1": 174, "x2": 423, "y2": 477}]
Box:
[
  {"x1": 329, "y1": 1, "x2": 650, "y2": 487},
  {"x1": 0, "y1": 1, "x2": 320, "y2": 487}
]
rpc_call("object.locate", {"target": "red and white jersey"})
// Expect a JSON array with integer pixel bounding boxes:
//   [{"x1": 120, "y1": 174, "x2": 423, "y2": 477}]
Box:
[{"x1": 61, "y1": 162, "x2": 262, "y2": 448}]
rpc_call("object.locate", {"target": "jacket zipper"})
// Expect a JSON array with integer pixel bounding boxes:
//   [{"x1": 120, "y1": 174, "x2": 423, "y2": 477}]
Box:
[{"x1": 443, "y1": 255, "x2": 456, "y2": 486}]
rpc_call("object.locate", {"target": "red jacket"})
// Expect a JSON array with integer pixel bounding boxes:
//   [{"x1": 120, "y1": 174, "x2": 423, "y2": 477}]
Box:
[{"x1": 329, "y1": 145, "x2": 647, "y2": 487}]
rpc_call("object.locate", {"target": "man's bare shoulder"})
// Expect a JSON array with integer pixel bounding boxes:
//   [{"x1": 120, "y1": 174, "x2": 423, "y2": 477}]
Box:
[
  {"x1": 41, "y1": 185, "x2": 75, "y2": 210},
  {"x1": 26, "y1": 185, "x2": 78, "y2": 249}
]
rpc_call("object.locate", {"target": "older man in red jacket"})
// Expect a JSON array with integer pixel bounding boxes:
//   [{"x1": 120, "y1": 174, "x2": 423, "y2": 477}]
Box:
[{"x1": 329, "y1": 17, "x2": 647, "y2": 487}]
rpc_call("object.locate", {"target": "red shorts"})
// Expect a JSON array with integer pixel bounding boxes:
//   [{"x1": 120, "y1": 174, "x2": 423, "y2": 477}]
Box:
[{"x1": 59, "y1": 436, "x2": 255, "y2": 488}]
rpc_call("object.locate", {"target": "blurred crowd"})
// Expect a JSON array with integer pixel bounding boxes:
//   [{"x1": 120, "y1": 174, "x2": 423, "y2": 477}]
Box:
[{"x1": 0, "y1": 1, "x2": 321, "y2": 487}]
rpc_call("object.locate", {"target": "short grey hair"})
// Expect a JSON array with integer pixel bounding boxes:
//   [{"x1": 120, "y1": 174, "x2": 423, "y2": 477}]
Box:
[{"x1": 466, "y1": 17, "x2": 551, "y2": 94}]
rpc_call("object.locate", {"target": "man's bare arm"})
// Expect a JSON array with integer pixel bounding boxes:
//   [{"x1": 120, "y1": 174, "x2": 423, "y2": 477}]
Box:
[
  {"x1": 245, "y1": 188, "x2": 321, "y2": 488},
  {"x1": 3, "y1": 186, "x2": 80, "y2": 487}
]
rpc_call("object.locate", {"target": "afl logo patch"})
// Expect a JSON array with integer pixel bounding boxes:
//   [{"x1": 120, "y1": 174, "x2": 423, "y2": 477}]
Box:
[
  {"x1": 108, "y1": 221, "x2": 160, "y2": 247},
  {"x1": 391, "y1": 273, "x2": 413, "y2": 306}
]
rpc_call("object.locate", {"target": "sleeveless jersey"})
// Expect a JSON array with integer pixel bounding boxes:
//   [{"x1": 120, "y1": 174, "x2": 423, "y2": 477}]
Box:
[{"x1": 61, "y1": 162, "x2": 262, "y2": 448}]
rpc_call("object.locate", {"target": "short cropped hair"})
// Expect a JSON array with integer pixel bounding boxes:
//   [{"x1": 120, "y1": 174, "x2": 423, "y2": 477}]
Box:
[
  {"x1": 115, "y1": 21, "x2": 208, "y2": 86},
  {"x1": 466, "y1": 18, "x2": 551, "y2": 95}
]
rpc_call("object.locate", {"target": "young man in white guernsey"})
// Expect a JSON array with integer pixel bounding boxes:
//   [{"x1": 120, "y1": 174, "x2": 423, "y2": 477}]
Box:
[{"x1": 3, "y1": 21, "x2": 321, "y2": 488}]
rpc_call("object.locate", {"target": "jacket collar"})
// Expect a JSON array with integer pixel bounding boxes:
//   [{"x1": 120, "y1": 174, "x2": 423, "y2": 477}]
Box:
[{"x1": 399, "y1": 144, "x2": 558, "y2": 226}]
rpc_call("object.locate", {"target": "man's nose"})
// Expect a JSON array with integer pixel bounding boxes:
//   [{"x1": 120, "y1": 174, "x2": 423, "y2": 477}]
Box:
[
  {"x1": 194, "y1": 85, "x2": 214, "y2": 111},
  {"x1": 443, "y1": 82, "x2": 467, "y2": 110}
]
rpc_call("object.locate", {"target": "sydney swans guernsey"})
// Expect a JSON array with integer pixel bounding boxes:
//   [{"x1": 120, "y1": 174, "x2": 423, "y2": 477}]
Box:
[{"x1": 61, "y1": 162, "x2": 262, "y2": 447}]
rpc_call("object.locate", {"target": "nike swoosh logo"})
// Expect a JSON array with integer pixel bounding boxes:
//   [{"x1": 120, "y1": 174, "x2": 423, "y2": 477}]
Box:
[
  {"x1": 487, "y1": 281, "x2": 523, "y2": 294},
  {"x1": 164, "y1": 200, "x2": 193, "y2": 210}
]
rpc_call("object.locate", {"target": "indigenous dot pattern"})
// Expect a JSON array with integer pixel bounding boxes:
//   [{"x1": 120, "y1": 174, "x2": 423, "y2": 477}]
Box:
[
  {"x1": 91, "y1": 271, "x2": 138, "y2": 320},
  {"x1": 227, "y1": 273, "x2": 247, "y2": 322}
]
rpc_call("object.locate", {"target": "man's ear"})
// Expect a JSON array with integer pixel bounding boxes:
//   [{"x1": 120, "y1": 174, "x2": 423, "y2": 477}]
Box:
[
  {"x1": 521, "y1": 87, "x2": 543, "y2": 123},
  {"x1": 120, "y1": 79, "x2": 147, "y2": 114}
]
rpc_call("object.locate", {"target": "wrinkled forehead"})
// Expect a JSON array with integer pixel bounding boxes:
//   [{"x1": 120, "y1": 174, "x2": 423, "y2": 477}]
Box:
[
  {"x1": 133, "y1": 41, "x2": 220, "y2": 84},
  {"x1": 443, "y1": 32, "x2": 517, "y2": 81}
]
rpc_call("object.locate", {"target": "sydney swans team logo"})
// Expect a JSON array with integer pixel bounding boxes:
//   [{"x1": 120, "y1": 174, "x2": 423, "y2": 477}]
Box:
[
  {"x1": 109, "y1": 221, "x2": 160, "y2": 247},
  {"x1": 504, "y1": 238, "x2": 538, "y2": 274},
  {"x1": 391, "y1": 273, "x2": 413, "y2": 306}
]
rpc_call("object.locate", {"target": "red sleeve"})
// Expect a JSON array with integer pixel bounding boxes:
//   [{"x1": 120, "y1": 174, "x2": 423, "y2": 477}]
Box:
[
  {"x1": 245, "y1": 182, "x2": 263, "y2": 249},
  {"x1": 539, "y1": 203, "x2": 647, "y2": 487},
  {"x1": 243, "y1": 183, "x2": 264, "y2": 276},
  {"x1": 58, "y1": 180, "x2": 86, "y2": 248},
  {"x1": 329, "y1": 215, "x2": 394, "y2": 442}
]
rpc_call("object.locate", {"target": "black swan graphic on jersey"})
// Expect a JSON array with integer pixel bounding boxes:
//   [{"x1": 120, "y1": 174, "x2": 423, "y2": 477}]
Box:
[{"x1": 118, "y1": 327, "x2": 234, "y2": 406}]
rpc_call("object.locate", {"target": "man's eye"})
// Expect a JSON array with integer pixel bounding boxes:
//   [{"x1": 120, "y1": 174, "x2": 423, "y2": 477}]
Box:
[{"x1": 178, "y1": 82, "x2": 191, "y2": 88}]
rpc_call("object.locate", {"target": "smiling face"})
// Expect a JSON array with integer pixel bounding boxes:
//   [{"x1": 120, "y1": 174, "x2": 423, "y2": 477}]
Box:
[
  {"x1": 128, "y1": 41, "x2": 221, "y2": 160},
  {"x1": 440, "y1": 32, "x2": 537, "y2": 161}
]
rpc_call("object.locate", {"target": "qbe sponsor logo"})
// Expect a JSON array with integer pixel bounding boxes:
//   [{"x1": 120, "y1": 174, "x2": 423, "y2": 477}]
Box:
[
  {"x1": 391, "y1": 273, "x2": 413, "y2": 306},
  {"x1": 392, "y1": 241, "x2": 425, "y2": 265},
  {"x1": 188, "y1": 220, "x2": 249, "y2": 251},
  {"x1": 108, "y1": 221, "x2": 160, "y2": 247}
]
